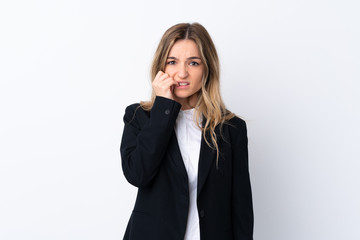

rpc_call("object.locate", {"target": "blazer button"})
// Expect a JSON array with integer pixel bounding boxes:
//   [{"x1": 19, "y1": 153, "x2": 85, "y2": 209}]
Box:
[
  {"x1": 164, "y1": 109, "x2": 170, "y2": 115},
  {"x1": 200, "y1": 210, "x2": 205, "y2": 218}
]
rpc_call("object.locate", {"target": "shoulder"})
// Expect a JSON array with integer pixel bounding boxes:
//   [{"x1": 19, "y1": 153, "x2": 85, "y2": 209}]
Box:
[
  {"x1": 223, "y1": 114, "x2": 248, "y2": 149},
  {"x1": 226, "y1": 113, "x2": 246, "y2": 130},
  {"x1": 223, "y1": 113, "x2": 247, "y2": 140},
  {"x1": 123, "y1": 103, "x2": 146, "y2": 125},
  {"x1": 124, "y1": 103, "x2": 141, "y2": 115}
]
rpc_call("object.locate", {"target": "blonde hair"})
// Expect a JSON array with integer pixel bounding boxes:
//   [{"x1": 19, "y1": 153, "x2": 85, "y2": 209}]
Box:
[{"x1": 140, "y1": 22, "x2": 236, "y2": 169}]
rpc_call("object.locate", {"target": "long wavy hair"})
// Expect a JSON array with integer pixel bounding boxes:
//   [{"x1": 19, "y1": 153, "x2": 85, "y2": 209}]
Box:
[{"x1": 139, "y1": 22, "x2": 236, "y2": 169}]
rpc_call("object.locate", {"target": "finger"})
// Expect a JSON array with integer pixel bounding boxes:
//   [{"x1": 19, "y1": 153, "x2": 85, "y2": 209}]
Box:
[
  {"x1": 163, "y1": 77, "x2": 178, "y2": 88},
  {"x1": 156, "y1": 70, "x2": 164, "y2": 78},
  {"x1": 164, "y1": 75, "x2": 177, "y2": 84},
  {"x1": 154, "y1": 71, "x2": 164, "y2": 81},
  {"x1": 158, "y1": 72, "x2": 170, "y2": 82},
  {"x1": 153, "y1": 77, "x2": 172, "y2": 89},
  {"x1": 165, "y1": 71, "x2": 175, "y2": 79}
]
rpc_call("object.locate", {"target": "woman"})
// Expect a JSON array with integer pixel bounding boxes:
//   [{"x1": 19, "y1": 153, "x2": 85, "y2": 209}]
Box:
[{"x1": 120, "y1": 22, "x2": 253, "y2": 240}]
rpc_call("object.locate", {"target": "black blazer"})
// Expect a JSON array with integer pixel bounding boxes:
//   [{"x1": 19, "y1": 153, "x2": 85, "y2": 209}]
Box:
[{"x1": 120, "y1": 96, "x2": 253, "y2": 240}]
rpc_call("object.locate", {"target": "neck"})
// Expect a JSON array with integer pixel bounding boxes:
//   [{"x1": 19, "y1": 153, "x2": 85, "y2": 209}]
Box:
[{"x1": 175, "y1": 94, "x2": 198, "y2": 110}]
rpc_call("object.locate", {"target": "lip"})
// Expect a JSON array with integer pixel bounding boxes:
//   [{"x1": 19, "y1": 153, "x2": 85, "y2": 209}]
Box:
[{"x1": 176, "y1": 81, "x2": 190, "y2": 88}]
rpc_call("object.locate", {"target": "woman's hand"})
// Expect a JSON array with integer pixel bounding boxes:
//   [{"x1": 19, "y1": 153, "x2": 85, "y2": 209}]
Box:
[{"x1": 152, "y1": 71, "x2": 177, "y2": 100}]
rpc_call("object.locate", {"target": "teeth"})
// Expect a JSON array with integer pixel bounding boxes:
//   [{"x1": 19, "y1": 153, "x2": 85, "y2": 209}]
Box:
[{"x1": 179, "y1": 82, "x2": 189, "y2": 86}]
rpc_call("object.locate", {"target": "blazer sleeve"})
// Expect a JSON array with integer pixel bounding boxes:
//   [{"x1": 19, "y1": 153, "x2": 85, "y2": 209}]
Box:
[
  {"x1": 120, "y1": 96, "x2": 182, "y2": 188},
  {"x1": 231, "y1": 119, "x2": 254, "y2": 239}
]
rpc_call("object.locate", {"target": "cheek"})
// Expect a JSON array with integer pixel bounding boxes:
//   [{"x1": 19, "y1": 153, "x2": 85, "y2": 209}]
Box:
[
  {"x1": 193, "y1": 72, "x2": 203, "y2": 88},
  {"x1": 191, "y1": 79, "x2": 202, "y2": 94},
  {"x1": 164, "y1": 66, "x2": 176, "y2": 76}
]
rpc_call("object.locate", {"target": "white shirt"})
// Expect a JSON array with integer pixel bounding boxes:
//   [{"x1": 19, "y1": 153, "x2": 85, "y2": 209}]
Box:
[{"x1": 174, "y1": 108, "x2": 202, "y2": 240}]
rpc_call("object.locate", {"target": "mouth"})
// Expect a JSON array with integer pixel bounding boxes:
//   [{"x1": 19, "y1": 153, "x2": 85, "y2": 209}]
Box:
[{"x1": 177, "y1": 82, "x2": 190, "y2": 87}]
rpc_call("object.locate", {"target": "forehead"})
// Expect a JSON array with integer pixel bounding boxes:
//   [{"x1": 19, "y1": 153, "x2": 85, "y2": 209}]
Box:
[{"x1": 168, "y1": 39, "x2": 200, "y2": 56}]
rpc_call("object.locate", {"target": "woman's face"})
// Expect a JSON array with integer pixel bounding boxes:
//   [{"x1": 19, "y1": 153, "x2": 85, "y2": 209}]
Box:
[{"x1": 165, "y1": 39, "x2": 204, "y2": 107}]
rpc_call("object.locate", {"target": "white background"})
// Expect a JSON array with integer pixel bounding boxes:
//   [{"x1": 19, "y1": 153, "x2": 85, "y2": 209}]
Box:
[{"x1": 1, "y1": 0, "x2": 359, "y2": 239}]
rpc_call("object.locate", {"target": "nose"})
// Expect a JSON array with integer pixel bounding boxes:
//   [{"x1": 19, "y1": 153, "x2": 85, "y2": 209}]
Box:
[{"x1": 177, "y1": 64, "x2": 189, "y2": 79}]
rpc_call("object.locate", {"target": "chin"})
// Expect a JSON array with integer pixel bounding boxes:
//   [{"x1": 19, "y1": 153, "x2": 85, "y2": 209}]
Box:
[
  {"x1": 173, "y1": 88, "x2": 200, "y2": 102},
  {"x1": 174, "y1": 94, "x2": 190, "y2": 100}
]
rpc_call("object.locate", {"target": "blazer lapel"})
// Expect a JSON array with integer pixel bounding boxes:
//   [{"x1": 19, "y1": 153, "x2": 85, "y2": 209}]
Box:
[
  {"x1": 167, "y1": 115, "x2": 217, "y2": 198},
  {"x1": 197, "y1": 116, "x2": 216, "y2": 197},
  {"x1": 168, "y1": 130, "x2": 188, "y2": 182}
]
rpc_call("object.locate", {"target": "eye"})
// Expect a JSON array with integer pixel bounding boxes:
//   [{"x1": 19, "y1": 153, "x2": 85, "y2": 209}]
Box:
[
  {"x1": 190, "y1": 61, "x2": 200, "y2": 66},
  {"x1": 167, "y1": 60, "x2": 176, "y2": 65}
]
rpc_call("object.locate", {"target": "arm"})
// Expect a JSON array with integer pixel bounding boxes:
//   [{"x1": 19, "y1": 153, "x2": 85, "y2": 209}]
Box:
[
  {"x1": 231, "y1": 119, "x2": 254, "y2": 239},
  {"x1": 120, "y1": 96, "x2": 181, "y2": 188}
]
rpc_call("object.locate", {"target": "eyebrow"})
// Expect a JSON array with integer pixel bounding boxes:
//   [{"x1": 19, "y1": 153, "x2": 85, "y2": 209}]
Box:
[{"x1": 167, "y1": 56, "x2": 201, "y2": 60}]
